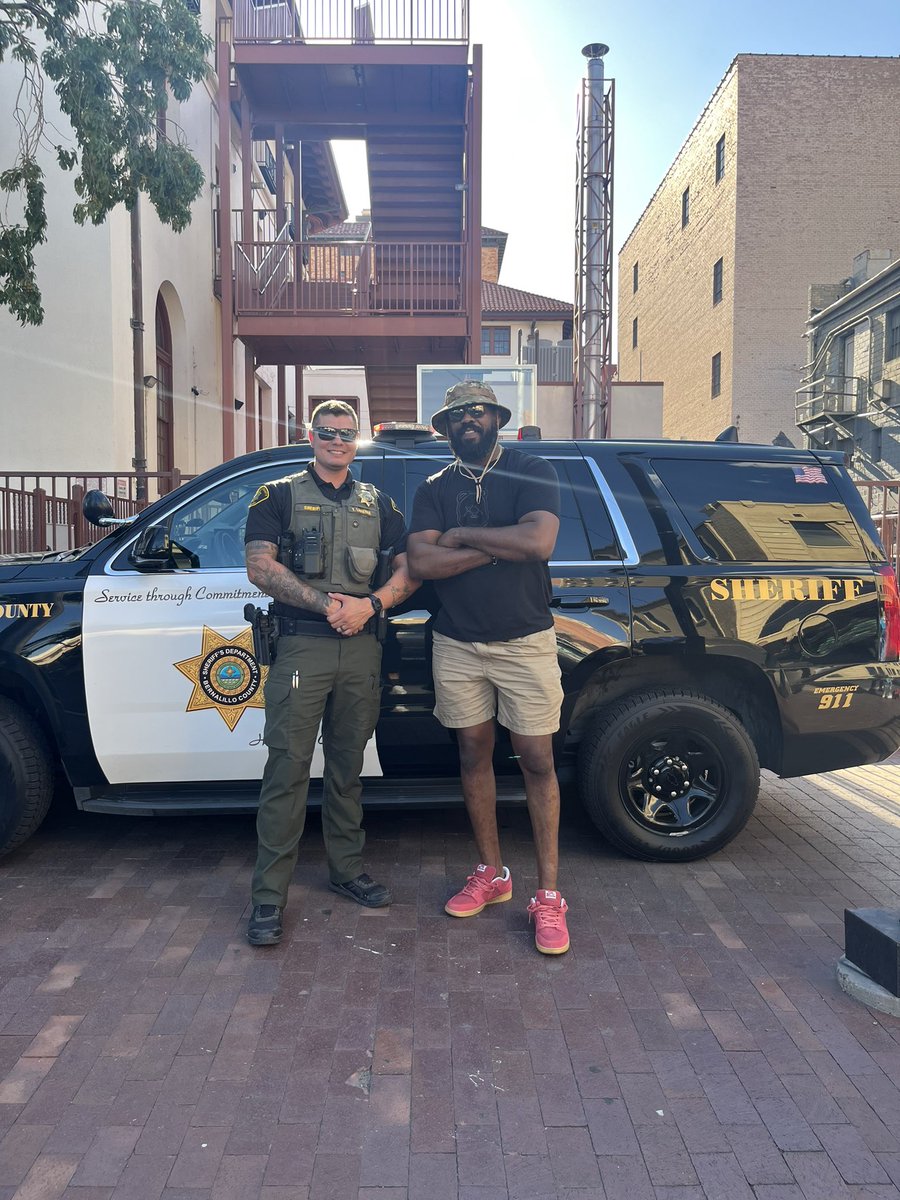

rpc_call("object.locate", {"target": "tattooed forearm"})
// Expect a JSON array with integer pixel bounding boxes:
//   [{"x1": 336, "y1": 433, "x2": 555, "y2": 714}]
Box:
[
  {"x1": 389, "y1": 579, "x2": 414, "y2": 606},
  {"x1": 245, "y1": 540, "x2": 334, "y2": 614},
  {"x1": 377, "y1": 552, "x2": 420, "y2": 610}
]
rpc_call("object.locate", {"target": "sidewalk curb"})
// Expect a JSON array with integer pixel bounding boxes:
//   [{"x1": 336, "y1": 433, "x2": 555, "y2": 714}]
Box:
[{"x1": 836, "y1": 955, "x2": 900, "y2": 1017}]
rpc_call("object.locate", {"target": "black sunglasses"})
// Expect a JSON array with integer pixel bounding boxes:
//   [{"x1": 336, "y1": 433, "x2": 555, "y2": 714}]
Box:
[
  {"x1": 447, "y1": 403, "x2": 488, "y2": 422},
  {"x1": 313, "y1": 425, "x2": 359, "y2": 442}
]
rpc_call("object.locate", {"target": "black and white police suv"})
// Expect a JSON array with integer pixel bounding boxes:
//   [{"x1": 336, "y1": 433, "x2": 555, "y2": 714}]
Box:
[{"x1": 2, "y1": 430, "x2": 900, "y2": 863}]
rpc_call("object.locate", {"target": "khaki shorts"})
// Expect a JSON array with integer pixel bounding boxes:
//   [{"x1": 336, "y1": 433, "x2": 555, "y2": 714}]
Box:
[{"x1": 432, "y1": 627, "x2": 563, "y2": 736}]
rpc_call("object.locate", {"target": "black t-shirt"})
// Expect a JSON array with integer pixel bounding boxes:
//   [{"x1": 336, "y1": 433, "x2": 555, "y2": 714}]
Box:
[
  {"x1": 409, "y1": 447, "x2": 560, "y2": 642},
  {"x1": 244, "y1": 466, "x2": 406, "y2": 622}
]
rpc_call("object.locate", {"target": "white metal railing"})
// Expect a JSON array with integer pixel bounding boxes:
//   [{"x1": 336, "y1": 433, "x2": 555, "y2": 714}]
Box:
[{"x1": 796, "y1": 374, "x2": 864, "y2": 425}]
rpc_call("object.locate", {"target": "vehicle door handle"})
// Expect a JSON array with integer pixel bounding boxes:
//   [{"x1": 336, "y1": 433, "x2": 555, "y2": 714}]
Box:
[{"x1": 550, "y1": 597, "x2": 609, "y2": 609}]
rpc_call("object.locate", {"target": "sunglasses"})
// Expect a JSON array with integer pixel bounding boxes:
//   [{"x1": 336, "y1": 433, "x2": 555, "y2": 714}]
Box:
[
  {"x1": 313, "y1": 425, "x2": 359, "y2": 442},
  {"x1": 447, "y1": 403, "x2": 488, "y2": 422}
]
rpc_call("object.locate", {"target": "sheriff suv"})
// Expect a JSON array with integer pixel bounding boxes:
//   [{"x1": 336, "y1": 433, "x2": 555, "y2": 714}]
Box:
[{"x1": 2, "y1": 433, "x2": 899, "y2": 864}]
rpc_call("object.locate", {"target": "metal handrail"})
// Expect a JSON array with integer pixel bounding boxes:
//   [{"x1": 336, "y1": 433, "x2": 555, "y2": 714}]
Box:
[
  {"x1": 233, "y1": 0, "x2": 468, "y2": 44},
  {"x1": 795, "y1": 374, "x2": 863, "y2": 424},
  {"x1": 234, "y1": 238, "x2": 466, "y2": 316}
]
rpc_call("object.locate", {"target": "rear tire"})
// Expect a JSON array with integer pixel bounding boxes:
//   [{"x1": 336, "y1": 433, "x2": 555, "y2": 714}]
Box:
[
  {"x1": 0, "y1": 699, "x2": 54, "y2": 857},
  {"x1": 577, "y1": 688, "x2": 759, "y2": 862}
]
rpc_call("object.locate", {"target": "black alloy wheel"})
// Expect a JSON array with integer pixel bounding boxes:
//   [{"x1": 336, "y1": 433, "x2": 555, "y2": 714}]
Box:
[{"x1": 577, "y1": 687, "x2": 759, "y2": 862}]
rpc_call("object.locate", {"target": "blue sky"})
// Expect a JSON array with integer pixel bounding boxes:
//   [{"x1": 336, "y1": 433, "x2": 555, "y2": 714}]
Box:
[{"x1": 333, "y1": 0, "x2": 899, "y2": 307}]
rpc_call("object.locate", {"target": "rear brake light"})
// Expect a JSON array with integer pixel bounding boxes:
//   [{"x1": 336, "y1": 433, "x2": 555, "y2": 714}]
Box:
[{"x1": 878, "y1": 564, "x2": 900, "y2": 661}]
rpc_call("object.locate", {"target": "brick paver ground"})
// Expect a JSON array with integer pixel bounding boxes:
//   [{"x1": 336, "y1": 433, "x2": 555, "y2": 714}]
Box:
[{"x1": 1, "y1": 764, "x2": 900, "y2": 1199}]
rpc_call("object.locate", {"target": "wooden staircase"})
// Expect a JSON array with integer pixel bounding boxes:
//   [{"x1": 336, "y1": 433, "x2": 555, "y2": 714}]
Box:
[
  {"x1": 366, "y1": 367, "x2": 419, "y2": 426},
  {"x1": 367, "y1": 127, "x2": 465, "y2": 244}
]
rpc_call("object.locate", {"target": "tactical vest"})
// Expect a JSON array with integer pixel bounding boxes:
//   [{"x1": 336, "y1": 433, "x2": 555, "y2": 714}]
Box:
[{"x1": 284, "y1": 470, "x2": 382, "y2": 597}]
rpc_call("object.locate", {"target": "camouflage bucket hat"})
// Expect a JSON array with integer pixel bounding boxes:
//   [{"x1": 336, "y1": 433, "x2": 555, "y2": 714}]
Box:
[{"x1": 430, "y1": 380, "x2": 513, "y2": 435}]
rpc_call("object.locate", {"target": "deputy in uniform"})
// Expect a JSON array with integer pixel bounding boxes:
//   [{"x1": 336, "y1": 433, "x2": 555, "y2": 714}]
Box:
[{"x1": 244, "y1": 400, "x2": 418, "y2": 946}]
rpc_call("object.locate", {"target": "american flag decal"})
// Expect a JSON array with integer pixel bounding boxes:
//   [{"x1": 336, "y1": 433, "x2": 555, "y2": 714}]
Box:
[{"x1": 793, "y1": 465, "x2": 827, "y2": 484}]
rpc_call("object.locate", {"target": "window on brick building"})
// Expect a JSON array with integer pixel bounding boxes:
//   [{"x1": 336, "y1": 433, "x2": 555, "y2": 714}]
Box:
[
  {"x1": 715, "y1": 134, "x2": 726, "y2": 183},
  {"x1": 681, "y1": 186, "x2": 690, "y2": 228},
  {"x1": 481, "y1": 326, "x2": 511, "y2": 356},
  {"x1": 632, "y1": 317, "x2": 638, "y2": 349},
  {"x1": 711, "y1": 352, "x2": 722, "y2": 398},
  {"x1": 713, "y1": 257, "x2": 723, "y2": 306},
  {"x1": 633, "y1": 261, "x2": 639, "y2": 293},
  {"x1": 887, "y1": 309, "x2": 900, "y2": 362}
]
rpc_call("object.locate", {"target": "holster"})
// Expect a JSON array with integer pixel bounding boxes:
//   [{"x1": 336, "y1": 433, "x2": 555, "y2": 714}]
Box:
[
  {"x1": 243, "y1": 602, "x2": 278, "y2": 665},
  {"x1": 371, "y1": 548, "x2": 394, "y2": 644}
]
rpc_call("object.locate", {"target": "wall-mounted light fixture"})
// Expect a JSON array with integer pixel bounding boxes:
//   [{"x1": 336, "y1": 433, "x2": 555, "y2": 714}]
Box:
[
  {"x1": 143, "y1": 374, "x2": 158, "y2": 389},
  {"x1": 234, "y1": 398, "x2": 244, "y2": 410}
]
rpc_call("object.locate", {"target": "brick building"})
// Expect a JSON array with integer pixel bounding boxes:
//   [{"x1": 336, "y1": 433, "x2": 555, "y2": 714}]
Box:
[
  {"x1": 798, "y1": 249, "x2": 900, "y2": 478},
  {"x1": 617, "y1": 55, "x2": 900, "y2": 446}
]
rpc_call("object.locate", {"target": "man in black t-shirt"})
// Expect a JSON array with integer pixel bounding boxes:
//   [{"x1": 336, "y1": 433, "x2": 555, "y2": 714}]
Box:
[
  {"x1": 243, "y1": 401, "x2": 416, "y2": 947},
  {"x1": 408, "y1": 381, "x2": 569, "y2": 955}
]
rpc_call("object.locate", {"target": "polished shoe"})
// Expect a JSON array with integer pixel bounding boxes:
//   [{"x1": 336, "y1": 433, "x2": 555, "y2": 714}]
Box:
[
  {"x1": 329, "y1": 873, "x2": 392, "y2": 908},
  {"x1": 247, "y1": 904, "x2": 283, "y2": 946}
]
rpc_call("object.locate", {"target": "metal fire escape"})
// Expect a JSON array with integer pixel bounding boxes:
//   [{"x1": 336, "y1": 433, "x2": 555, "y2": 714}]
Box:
[{"x1": 574, "y1": 44, "x2": 614, "y2": 439}]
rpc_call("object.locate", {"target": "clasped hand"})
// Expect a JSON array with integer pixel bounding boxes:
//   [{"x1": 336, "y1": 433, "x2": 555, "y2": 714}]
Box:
[
  {"x1": 326, "y1": 593, "x2": 374, "y2": 637},
  {"x1": 436, "y1": 527, "x2": 468, "y2": 549}
]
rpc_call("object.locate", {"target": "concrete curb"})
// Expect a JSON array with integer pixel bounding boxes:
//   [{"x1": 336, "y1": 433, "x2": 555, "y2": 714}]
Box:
[{"x1": 836, "y1": 955, "x2": 900, "y2": 1018}]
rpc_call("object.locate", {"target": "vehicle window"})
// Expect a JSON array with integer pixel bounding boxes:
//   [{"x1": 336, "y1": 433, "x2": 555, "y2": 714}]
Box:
[
  {"x1": 405, "y1": 457, "x2": 451, "y2": 515},
  {"x1": 356, "y1": 457, "x2": 384, "y2": 489},
  {"x1": 654, "y1": 458, "x2": 868, "y2": 563},
  {"x1": 111, "y1": 462, "x2": 309, "y2": 571},
  {"x1": 557, "y1": 460, "x2": 620, "y2": 561},
  {"x1": 379, "y1": 459, "x2": 405, "y2": 514}
]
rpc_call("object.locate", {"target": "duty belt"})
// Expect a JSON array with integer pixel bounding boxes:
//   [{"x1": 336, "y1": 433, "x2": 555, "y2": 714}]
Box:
[{"x1": 279, "y1": 616, "x2": 377, "y2": 638}]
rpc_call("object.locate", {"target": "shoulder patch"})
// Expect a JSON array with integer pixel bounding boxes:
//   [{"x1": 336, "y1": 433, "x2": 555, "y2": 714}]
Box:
[{"x1": 249, "y1": 484, "x2": 270, "y2": 508}]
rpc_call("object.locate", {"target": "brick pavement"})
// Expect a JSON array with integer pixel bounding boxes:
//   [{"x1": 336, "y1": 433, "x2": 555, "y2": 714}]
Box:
[{"x1": 1, "y1": 764, "x2": 899, "y2": 1200}]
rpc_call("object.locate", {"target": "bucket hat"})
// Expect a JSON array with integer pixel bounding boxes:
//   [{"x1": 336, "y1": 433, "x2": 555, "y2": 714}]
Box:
[{"x1": 430, "y1": 380, "x2": 512, "y2": 436}]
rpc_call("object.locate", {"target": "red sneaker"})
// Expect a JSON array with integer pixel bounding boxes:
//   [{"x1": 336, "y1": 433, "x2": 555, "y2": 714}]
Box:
[
  {"x1": 527, "y1": 890, "x2": 570, "y2": 954},
  {"x1": 445, "y1": 864, "x2": 512, "y2": 917}
]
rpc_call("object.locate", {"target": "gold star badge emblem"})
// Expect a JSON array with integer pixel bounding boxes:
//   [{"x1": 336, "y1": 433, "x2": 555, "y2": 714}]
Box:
[{"x1": 174, "y1": 625, "x2": 267, "y2": 731}]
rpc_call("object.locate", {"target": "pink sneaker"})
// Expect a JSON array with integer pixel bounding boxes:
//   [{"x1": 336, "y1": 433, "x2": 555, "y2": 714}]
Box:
[
  {"x1": 527, "y1": 890, "x2": 570, "y2": 954},
  {"x1": 445, "y1": 864, "x2": 512, "y2": 917}
]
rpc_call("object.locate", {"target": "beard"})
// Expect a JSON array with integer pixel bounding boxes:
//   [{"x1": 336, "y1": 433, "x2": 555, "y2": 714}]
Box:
[{"x1": 448, "y1": 418, "x2": 498, "y2": 464}]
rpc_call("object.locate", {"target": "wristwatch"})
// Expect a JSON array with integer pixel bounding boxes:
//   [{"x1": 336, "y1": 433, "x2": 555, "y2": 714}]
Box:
[{"x1": 368, "y1": 593, "x2": 384, "y2": 616}]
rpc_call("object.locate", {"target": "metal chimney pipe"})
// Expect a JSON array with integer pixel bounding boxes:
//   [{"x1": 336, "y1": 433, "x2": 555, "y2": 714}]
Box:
[{"x1": 574, "y1": 42, "x2": 614, "y2": 439}]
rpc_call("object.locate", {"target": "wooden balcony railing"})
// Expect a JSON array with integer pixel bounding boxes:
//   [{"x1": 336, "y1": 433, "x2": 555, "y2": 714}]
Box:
[
  {"x1": 233, "y1": 0, "x2": 468, "y2": 44},
  {"x1": 0, "y1": 472, "x2": 191, "y2": 556},
  {"x1": 234, "y1": 239, "x2": 466, "y2": 317}
]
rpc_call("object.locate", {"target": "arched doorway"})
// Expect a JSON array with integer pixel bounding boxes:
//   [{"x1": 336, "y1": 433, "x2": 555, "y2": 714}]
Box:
[{"x1": 155, "y1": 294, "x2": 174, "y2": 492}]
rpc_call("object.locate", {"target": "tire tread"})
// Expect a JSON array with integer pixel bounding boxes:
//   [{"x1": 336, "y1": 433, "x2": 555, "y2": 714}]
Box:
[{"x1": 0, "y1": 698, "x2": 54, "y2": 857}]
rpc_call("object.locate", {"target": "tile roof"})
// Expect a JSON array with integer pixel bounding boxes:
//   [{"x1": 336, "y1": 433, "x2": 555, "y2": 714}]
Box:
[{"x1": 481, "y1": 281, "x2": 572, "y2": 316}]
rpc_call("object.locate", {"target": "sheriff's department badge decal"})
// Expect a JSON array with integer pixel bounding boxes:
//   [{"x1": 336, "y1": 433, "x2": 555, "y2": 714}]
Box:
[{"x1": 174, "y1": 626, "x2": 267, "y2": 730}]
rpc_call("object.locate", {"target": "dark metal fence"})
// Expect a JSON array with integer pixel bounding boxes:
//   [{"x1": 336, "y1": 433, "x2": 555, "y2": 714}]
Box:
[{"x1": 0, "y1": 472, "x2": 189, "y2": 556}]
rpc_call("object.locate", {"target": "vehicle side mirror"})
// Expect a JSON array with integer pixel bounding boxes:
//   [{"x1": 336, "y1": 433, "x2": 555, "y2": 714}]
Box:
[
  {"x1": 129, "y1": 525, "x2": 199, "y2": 571},
  {"x1": 83, "y1": 489, "x2": 115, "y2": 527}
]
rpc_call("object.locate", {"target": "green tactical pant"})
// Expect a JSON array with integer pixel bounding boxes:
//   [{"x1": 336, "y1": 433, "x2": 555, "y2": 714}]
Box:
[{"x1": 251, "y1": 632, "x2": 382, "y2": 907}]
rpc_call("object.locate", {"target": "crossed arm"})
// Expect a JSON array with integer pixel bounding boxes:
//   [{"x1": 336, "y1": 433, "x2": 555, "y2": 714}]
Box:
[
  {"x1": 245, "y1": 540, "x2": 419, "y2": 636},
  {"x1": 407, "y1": 510, "x2": 559, "y2": 581}
]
